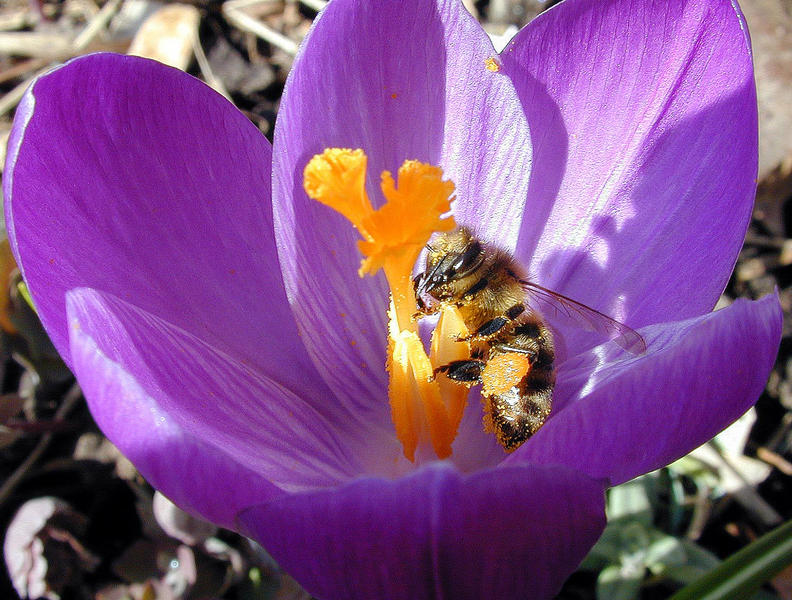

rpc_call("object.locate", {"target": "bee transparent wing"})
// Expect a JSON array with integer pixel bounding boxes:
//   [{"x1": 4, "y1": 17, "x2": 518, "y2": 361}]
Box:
[{"x1": 520, "y1": 280, "x2": 646, "y2": 355}]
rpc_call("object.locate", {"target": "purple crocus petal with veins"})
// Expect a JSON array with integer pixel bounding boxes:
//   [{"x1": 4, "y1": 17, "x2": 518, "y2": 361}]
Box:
[
  {"x1": 272, "y1": 0, "x2": 531, "y2": 436},
  {"x1": 507, "y1": 295, "x2": 782, "y2": 486},
  {"x1": 3, "y1": 54, "x2": 327, "y2": 408},
  {"x1": 66, "y1": 287, "x2": 374, "y2": 527},
  {"x1": 501, "y1": 0, "x2": 757, "y2": 338},
  {"x1": 239, "y1": 462, "x2": 606, "y2": 600},
  {"x1": 2, "y1": 0, "x2": 783, "y2": 597},
  {"x1": 2, "y1": 52, "x2": 405, "y2": 515}
]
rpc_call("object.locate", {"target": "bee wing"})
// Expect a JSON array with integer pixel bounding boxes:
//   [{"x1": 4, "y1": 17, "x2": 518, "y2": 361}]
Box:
[{"x1": 520, "y1": 280, "x2": 646, "y2": 355}]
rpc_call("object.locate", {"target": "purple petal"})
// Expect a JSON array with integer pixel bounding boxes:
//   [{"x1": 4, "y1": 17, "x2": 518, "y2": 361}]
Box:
[
  {"x1": 239, "y1": 462, "x2": 605, "y2": 600},
  {"x1": 502, "y1": 0, "x2": 757, "y2": 335},
  {"x1": 272, "y1": 0, "x2": 532, "y2": 430},
  {"x1": 66, "y1": 287, "x2": 384, "y2": 527},
  {"x1": 507, "y1": 295, "x2": 782, "y2": 486},
  {"x1": 450, "y1": 387, "x2": 505, "y2": 471},
  {"x1": 3, "y1": 53, "x2": 327, "y2": 407}
]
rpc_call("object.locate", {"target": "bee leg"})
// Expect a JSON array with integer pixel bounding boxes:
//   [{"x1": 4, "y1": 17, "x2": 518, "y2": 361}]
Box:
[
  {"x1": 412, "y1": 274, "x2": 428, "y2": 319},
  {"x1": 456, "y1": 304, "x2": 526, "y2": 342},
  {"x1": 461, "y1": 277, "x2": 489, "y2": 299},
  {"x1": 498, "y1": 345, "x2": 536, "y2": 357},
  {"x1": 432, "y1": 359, "x2": 485, "y2": 384}
]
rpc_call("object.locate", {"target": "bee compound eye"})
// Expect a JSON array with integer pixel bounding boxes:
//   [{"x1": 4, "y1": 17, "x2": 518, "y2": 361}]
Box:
[
  {"x1": 452, "y1": 241, "x2": 483, "y2": 276},
  {"x1": 449, "y1": 256, "x2": 464, "y2": 273}
]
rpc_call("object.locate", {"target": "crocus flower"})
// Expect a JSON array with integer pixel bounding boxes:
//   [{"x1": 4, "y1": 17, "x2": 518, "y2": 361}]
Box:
[{"x1": 3, "y1": 0, "x2": 782, "y2": 597}]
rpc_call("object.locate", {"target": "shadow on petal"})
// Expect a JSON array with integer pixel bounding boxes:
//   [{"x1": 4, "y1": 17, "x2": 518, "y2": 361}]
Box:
[
  {"x1": 67, "y1": 287, "x2": 395, "y2": 526},
  {"x1": 502, "y1": 0, "x2": 757, "y2": 350}
]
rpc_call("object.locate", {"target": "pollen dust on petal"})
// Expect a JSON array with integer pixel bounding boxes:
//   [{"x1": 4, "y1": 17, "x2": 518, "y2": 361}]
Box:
[{"x1": 484, "y1": 57, "x2": 501, "y2": 72}]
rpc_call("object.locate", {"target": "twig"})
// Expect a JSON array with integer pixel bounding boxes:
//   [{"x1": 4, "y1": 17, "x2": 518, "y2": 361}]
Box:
[
  {"x1": 743, "y1": 232, "x2": 789, "y2": 250},
  {"x1": 72, "y1": 0, "x2": 122, "y2": 51},
  {"x1": 0, "y1": 32, "x2": 72, "y2": 58},
  {"x1": 191, "y1": 29, "x2": 231, "y2": 100},
  {"x1": 224, "y1": 0, "x2": 280, "y2": 11},
  {"x1": 706, "y1": 440, "x2": 783, "y2": 528},
  {"x1": 755, "y1": 447, "x2": 792, "y2": 476},
  {"x1": 0, "y1": 382, "x2": 83, "y2": 506},
  {"x1": 685, "y1": 485, "x2": 713, "y2": 541},
  {"x1": 5, "y1": 419, "x2": 74, "y2": 433},
  {"x1": 0, "y1": 57, "x2": 48, "y2": 86},
  {"x1": 0, "y1": 0, "x2": 122, "y2": 117},
  {"x1": 299, "y1": 0, "x2": 327, "y2": 11},
  {"x1": 223, "y1": 0, "x2": 299, "y2": 55}
]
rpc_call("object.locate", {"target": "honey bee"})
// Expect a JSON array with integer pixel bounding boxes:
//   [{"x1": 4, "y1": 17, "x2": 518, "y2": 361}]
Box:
[{"x1": 413, "y1": 226, "x2": 645, "y2": 452}]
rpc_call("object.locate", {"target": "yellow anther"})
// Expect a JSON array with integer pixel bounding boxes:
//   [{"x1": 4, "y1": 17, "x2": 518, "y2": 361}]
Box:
[{"x1": 430, "y1": 305, "x2": 472, "y2": 440}]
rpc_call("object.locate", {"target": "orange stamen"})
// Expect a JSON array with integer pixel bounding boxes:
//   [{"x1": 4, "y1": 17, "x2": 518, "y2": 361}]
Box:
[
  {"x1": 304, "y1": 149, "x2": 372, "y2": 229},
  {"x1": 430, "y1": 305, "x2": 471, "y2": 438},
  {"x1": 304, "y1": 148, "x2": 462, "y2": 461}
]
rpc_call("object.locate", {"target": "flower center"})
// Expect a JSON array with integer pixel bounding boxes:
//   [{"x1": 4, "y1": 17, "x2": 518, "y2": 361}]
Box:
[{"x1": 303, "y1": 148, "x2": 470, "y2": 461}]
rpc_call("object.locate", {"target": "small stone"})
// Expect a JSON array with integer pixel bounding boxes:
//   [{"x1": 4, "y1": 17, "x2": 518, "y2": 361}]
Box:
[
  {"x1": 778, "y1": 238, "x2": 792, "y2": 266},
  {"x1": 207, "y1": 36, "x2": 276, "y2": 95},
  {"x1": 73, "y1": 432, "x2": 138, "y2": 481}
]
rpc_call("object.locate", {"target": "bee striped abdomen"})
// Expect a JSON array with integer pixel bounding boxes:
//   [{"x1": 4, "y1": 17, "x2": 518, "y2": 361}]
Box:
[{"x1": 481, "y1": 317, "x2": 555, "y2": 451}]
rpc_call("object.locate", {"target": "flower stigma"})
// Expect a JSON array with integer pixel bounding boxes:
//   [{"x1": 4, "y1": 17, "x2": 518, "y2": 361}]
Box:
[{"x1": 304, "y1": 148, "x2": 471, "y2": 461}]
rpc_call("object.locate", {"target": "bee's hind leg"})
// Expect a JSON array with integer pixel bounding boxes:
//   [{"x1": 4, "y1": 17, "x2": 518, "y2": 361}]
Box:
[
  {"x1": 432, "y1": 359, "x2": 486, "y2": 384},
  {"x1": 455, "y1": 303, "x2": 526, "y2": 342}
]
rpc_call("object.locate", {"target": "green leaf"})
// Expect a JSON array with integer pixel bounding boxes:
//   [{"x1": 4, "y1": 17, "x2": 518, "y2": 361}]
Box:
[
  {"x1": 236, "y1": 567, "x2": 279, "y2": 600},
  {"x1": 16, "y1": 280, "x2": 36, "y2": 313},
  {"x1": 677, "y1": 539, "x2": 721, "y2": 571},
  {"x1": 655, "y1": 539, "x2": 722, "y2": 586},
  {"x1": 608, "y1": 477, "x2": 653, "y2": 526},
  {"x1": 669, "y1": 518, "x2": 792, "y2": 600},
  {"x1": 645, "y1": 534, "x2": 688, "y2": 572},
  {"x1": 663, "y1": 564, "x2": 722, "y2": 586},
  {"x1": 597, "y1": 564, "x2": 644, "y2": 600}
]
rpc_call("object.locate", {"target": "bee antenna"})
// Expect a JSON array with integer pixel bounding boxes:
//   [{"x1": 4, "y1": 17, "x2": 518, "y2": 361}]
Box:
[{"x1": 425, "y1": 243, "x2": 435, "y2": 252}]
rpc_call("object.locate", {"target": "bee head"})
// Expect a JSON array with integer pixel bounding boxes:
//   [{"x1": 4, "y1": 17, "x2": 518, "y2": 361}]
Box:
[{"x1": 415, "y1": 227, "x2": 485, "y2": 300}]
